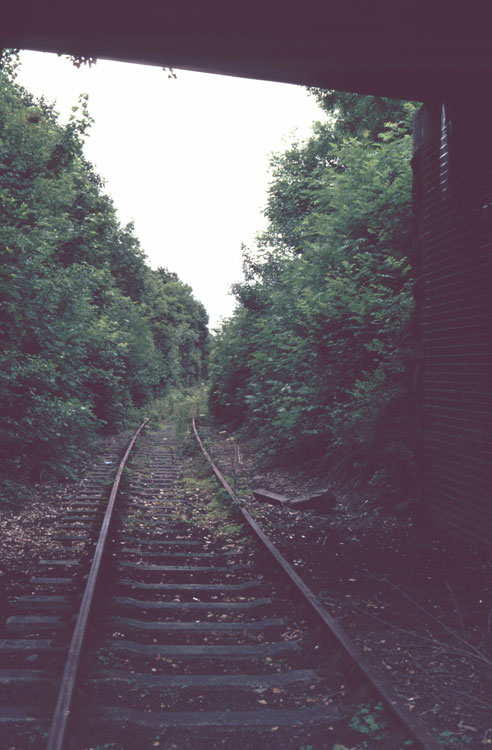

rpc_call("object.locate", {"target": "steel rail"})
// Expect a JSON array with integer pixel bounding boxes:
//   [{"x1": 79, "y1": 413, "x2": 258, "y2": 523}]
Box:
[
  {"x1": 192, "y1": 417, "x2": 442, "y2": 750},
  {"x1": 45, "y1": 418, "x2": 150, "y2": 750}
]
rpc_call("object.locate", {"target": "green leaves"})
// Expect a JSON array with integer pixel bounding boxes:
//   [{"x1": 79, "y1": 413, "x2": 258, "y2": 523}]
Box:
[
  {"x1": 0, "y1": 62, "x2": 208, "y2": 482},
  {"x1": 210, "y1": 94, "x2": 416, "y2": 500}
]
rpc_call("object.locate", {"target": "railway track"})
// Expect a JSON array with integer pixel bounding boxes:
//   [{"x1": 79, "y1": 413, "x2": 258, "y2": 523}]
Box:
[
  {"x1": 0, "y1": 417, "x2": 442, "y2": 749},
  {"x1": 0, "y1": 429, "x2": 143, "y2": 747}
]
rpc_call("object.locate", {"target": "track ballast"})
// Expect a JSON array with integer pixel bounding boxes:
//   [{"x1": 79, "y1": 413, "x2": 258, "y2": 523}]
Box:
[{"x1": 1, "y1": 418, "x2": 442, "y2": 749}]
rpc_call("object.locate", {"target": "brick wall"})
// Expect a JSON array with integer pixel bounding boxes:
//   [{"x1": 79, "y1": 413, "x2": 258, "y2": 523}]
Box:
[{"x1": 413, "y1": 103, "x2": 492, "y2": 547}]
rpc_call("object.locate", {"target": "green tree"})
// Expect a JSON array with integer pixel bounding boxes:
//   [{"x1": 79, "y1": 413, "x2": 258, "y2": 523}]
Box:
[
  {"x1": 0, "y1": 50, "x2": 209, "y2": 483},
  {"x1": 144, "y1": 267, "x2": 209, "y2": 389},
  {"x1": 210, "y1": 97, "x2": 417, "y2": 501},
  {"x1": 307, "y1": 89, "x2": 410, "y2": 140}
]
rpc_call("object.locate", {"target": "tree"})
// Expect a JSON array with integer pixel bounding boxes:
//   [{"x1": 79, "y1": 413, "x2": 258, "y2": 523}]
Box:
[
  {"x1": 210, "y1": 96, "x2": 417, "y2": 501},
  {"x1": 307, "y1": 89, "x2": 410, "y2": 141},
  {"x1": 0, "y1": 50, "x2": 209, "y2": 482},
  {"x1": 144, "y1": 268, "x2": 209, "y2": 388}
]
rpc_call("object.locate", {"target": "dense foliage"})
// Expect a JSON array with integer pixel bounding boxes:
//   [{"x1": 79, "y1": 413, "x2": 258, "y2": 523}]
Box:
[
  {"x1": 0, "y1": 52, "x2": 208, "y2": 480},
  {"x1": 210, "y1": 93, "x2": 417, "y2": 501}
]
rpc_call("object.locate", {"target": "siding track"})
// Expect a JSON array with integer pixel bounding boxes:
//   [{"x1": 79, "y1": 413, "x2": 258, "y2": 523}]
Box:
[{"x1": 1, "y1": 417, "x2": 442, "y2": 749}]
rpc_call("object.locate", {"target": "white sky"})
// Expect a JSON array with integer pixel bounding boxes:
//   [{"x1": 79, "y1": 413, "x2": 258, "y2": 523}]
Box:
[{"x1": 17, "y1": 51, "x2": 324, "y2": 327}]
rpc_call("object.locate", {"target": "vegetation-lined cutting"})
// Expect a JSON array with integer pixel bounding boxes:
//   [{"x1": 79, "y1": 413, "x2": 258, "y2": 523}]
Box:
[{"x1": 2, "y1": 44, "x2": 480, "y2": 750}]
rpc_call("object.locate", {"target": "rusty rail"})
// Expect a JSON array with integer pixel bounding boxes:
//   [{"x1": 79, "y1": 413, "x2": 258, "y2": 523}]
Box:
[
  {"x1": 45, "y1": 418, "x2": 149, "y2": 750},
  {"x1": 192, "y1": 417, "x2": 442, "y2": 750}
]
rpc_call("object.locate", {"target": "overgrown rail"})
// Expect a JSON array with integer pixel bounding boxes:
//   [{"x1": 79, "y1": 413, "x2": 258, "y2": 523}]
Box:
[
  {"x1": 45, "y1": 419, "x2": 149, "y2": 750},
  {"x1": 1, "y1": 415, "x2": 444, "y2": 749},
  {"x1": 192, "y1": 417, "x2": 442, "y2": 750},
  {"x1": 0, "y1": 420, "x2": 149, "y2": 749}
]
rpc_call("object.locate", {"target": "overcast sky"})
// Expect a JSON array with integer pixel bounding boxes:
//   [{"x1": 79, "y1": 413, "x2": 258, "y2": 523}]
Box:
[{"x1": 17, "y1": 51, "x2": 324, "y2": 327}]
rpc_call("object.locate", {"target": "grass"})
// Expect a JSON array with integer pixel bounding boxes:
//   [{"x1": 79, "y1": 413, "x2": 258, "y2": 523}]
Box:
[
  {"x1": 143, "y1": 384, "x2": 209, "y2": 450},
  {"x1": 179, "y1": 447, "x2": 250, "y2": 546}
]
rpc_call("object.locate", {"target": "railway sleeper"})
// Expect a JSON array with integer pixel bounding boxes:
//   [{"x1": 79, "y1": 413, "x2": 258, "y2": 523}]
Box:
[
  {"x1": 116, "y1": 523, "x2": 193, "y2": 538},
  {"x1": 103, "y1": 616, "x2": 288, "y2": 645},
  {"x1": 116, "y1": 549, "x2": 224, "y2": 560},
  {"x1": 113, "y1": 579, "x2": 266, "y2": 598},
  {"x1": 89, "y1": 639, "x2": 313, "y2": 676},
  {"x1": 84, "y1": 680, "x2": 338, "y2": 714},
  {"x1": 110, "y1": 596, "x2": 274, "y2": 615},
  {"x1": 82, "y1": 704, "x2": 342, "y2": 750},
  {"x1": 116, "y1": 562, "x2": 254, "y2": 584},
  {"x1": 87, "y1": 666, "x2": 321, "y2": 692},
  {"x1": 117, "y1": 536, "x2": 204, "y2": 548}
]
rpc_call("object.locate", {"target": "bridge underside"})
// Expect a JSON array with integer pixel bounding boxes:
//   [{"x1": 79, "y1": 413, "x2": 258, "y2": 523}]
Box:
[
  {"x1": 3, "y1": 2, "x2": 492, "y2": 548},
  {"x1": 3, "y1": 1, "x2": 492, "y2": 101}
]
